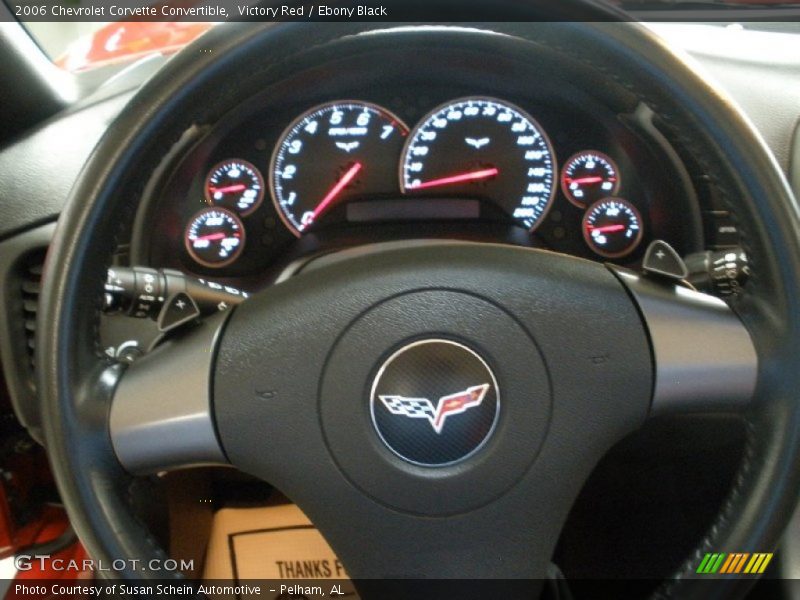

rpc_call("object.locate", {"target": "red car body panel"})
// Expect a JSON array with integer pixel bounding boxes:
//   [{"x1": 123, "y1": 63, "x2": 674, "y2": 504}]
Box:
[{"x1": 56, "y1": 21, "x2": 213, "y2": 72}]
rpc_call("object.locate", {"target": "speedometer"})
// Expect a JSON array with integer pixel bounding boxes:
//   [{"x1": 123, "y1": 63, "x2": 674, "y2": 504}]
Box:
[
  {"x1": 270, "y1": 101, "x2": 409, "y2": 236},
  {"x1": 400, "y1": 97, "x2": 556, "y2": 231}
]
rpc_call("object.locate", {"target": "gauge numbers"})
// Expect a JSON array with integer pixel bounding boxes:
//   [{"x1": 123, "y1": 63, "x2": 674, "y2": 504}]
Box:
[
  {"x1": 270, "y1": 101, "x2": 409, "y2": 236},
  {"x1": 401, "y1": 97, "x2": 556, "y2": 231}
]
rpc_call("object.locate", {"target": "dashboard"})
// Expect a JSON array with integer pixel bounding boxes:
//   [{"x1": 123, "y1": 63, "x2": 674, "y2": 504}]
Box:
[
  {"x1": 0, "y1": 20, "x2": 797, "y2": 590},
  {"x1": 131, "y1": 42, "x2": 711, "y2": 290},
  {"x1": 0, "y1": 26, "x2": 762, "y2": 435}
]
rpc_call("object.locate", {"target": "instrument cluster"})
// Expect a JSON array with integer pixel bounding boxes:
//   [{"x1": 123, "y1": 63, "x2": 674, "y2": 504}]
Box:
[{"x1": 140, "y1": 84, "x2": 695, "y2": 286}]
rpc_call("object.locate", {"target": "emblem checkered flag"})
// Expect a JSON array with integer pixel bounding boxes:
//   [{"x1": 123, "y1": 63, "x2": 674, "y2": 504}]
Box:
[{"x1": 379, "y1": 396, "x2": 436, "y2": 422}]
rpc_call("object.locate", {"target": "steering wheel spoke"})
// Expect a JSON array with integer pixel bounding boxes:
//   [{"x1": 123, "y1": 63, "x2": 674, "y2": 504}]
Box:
[
  {"x1": 612, "y1": 268, "x2": 758, "y2": 418},
  {"x1": 109, "y1": 312, "x2": 230, "y2": 474}
]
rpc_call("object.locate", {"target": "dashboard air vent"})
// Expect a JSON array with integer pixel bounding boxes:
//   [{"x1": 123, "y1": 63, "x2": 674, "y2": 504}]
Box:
[{"x1": 18, "y1": 252, "x2": 44, "y2": 388}]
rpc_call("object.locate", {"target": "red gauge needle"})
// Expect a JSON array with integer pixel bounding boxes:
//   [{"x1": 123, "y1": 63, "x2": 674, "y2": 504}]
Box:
[
  {"x1": 194, "y1": 232, "x2": 240, "y2": 242},
  {"x1": 565, "y1": 176, "x2": 606, "y2": 185},
  {"x1": 588, "y1": 224, "x2": 626, "y2": 234},
  {"x1": 194, "y1": 233, "x2": 227, "y2": 242},
  {"x1": 304, "y1": 162, "x2": 363, "y2": 228},
  {"x1": 209, "y1": 184, "x2": 247, "y2": 194},
  {"x1": 408, "y1": 167, "x2": 499, "y2": 190}
]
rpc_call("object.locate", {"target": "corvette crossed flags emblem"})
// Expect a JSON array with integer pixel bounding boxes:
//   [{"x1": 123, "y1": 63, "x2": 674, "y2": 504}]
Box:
[{"x1": 379, "y1": 383, "x2": 491, "y2": 434}]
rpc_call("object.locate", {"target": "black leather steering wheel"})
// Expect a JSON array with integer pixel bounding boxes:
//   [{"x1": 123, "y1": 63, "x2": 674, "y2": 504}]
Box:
[{"x1": 38, "y1": 16, "x2": 800, "y2": 600}]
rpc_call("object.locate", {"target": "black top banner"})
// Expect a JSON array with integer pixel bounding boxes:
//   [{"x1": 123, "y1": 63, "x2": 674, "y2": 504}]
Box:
[{"x1": 4, "y1": 0, "x2": 800, "y2": 22}]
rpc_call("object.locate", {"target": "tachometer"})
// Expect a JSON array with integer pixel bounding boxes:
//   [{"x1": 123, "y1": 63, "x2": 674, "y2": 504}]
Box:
[
  {"x1": 400, "y1": 97, "x2": 556, "y2": 231},
  {"x1": 270, "y1": 101, "x2": 409, "y2": 236}
]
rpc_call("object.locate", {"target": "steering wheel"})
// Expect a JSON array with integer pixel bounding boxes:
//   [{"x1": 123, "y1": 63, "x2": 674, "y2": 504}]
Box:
[{"x1": 38, "y1": 15, "x2": 800, "y2": 600}]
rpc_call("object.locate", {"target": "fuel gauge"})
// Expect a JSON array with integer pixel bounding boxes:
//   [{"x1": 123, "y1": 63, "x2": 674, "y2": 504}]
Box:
[{"x1": 205, "y1": 159, "x2": 265, "y2": 216}]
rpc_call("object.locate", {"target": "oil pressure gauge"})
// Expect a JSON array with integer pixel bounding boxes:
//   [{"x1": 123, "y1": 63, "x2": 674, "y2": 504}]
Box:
[{"x1": 561, "y1": 151, "x2": 620, "y2": 208}]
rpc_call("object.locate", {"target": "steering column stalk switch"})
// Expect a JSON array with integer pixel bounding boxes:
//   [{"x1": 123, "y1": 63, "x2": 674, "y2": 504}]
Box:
[
  {"x1": 103, "y1": 266, "x2": 248, "y2": 332},
  {"x1": 685, "y1": 248, "x2": 749, "y2": 297},
  {"x1": 641, "y1": 240, "x2": 749, "y2": 299}
]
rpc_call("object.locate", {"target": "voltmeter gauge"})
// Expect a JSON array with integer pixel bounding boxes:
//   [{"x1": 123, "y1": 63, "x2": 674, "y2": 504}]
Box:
[
  {"x1": 582, "y1": 198, "x2": 643, "y2": 259},
  {"x1": 184, "y1": 208, "x2": 245, "y2": 268},
  {"x1": 205, "y1": 159, "x2": 265, "y2": 216},
  {"x1": 561, "y1": 151, "x2": 620, "y2": 208}
]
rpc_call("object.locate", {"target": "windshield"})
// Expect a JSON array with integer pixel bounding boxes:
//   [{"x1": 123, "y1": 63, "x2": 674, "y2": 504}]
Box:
[
  {"x1": 24, "y1": 21, "x2": 214, "y2": 72},
  {"x1": 14, "y1": 0, "x2": 799, "y2": 75}
]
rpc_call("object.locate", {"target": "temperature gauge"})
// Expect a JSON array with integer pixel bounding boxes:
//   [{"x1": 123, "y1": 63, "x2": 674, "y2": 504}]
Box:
[
  {"x1": 205, "y1": 159, "x2": 265, "y2": 216},
  {"x1": 561, "y1": 151, "x2": 620, "y2": 208},
  {"x1": 184, "y1": 208, "x2": 245, "y2": 268},
  {"x1": 583, "y1": 198, "x2": 643, "y2": 259}
]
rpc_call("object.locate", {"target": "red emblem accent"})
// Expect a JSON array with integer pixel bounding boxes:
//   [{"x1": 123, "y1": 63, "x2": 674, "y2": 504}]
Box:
[{"x1": 379, "y1": 384, "x2": 491, "y2": 434}]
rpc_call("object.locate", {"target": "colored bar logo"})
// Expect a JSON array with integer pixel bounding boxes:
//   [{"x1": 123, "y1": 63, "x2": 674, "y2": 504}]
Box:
[{"x1": 696, "y1": 553, "x2": 773, "y2": 575}]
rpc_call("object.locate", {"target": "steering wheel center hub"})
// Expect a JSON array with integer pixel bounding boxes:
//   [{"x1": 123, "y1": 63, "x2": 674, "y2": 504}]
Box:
[
  {"x1": 370, "y1": 339, "x2": 501, "y2": 467},
  {"x1": 319, "y1": 288, "x2": 551, "y2": 515}
]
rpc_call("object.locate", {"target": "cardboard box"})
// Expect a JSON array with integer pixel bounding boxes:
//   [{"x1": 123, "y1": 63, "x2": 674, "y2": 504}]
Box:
[{"x1": 203, "y1": 504, "x2": 356, "y2": 599}]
